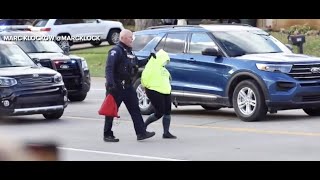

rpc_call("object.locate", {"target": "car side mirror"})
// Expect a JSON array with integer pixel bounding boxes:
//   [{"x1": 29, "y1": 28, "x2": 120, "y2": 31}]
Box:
[
  {"x1": 202, "y1": 47, "x2": 222, "y2": 57},
  {"x1": 285, "y1": 44, "x2": 293, "y2": 52},
  {"x1": 32, "y1": 58, "x2": 42, "y2": 67}
]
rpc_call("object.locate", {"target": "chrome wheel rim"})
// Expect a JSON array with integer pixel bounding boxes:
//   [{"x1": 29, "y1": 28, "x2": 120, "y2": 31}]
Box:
[
  {"x1": 237, "y1": 87, "x2": 257, "y2": 116},
  {"x1": 111, "y1": 32, "x2": 120, "y2": 44},
  {"x1": 136, "y1": 85, "x2": 151, "y2": 109}
]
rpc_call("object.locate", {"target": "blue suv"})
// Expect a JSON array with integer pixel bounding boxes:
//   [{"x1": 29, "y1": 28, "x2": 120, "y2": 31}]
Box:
[{"x1": 132, "y1": 24, "x2": 320, "y2": 122}]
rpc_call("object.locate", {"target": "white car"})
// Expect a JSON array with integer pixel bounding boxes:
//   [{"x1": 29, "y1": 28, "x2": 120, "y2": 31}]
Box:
[{"x1": 30, "y1": 19, "x2": 124, "y2": 47}]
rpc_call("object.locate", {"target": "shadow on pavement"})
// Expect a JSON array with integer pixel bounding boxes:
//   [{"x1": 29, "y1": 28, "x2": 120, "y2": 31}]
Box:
[
  {"x1": 0, "y1": 116, "x2": 63, "y2": 125},
  {"x1": 171, "y1": 108, "x2": 312, "y2": 122}
]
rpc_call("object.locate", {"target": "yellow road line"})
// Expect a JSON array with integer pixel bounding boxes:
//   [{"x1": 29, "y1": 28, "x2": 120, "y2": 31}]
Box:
[{"x1": 64, "y1": 116, "x2": 320, "y2": 137}]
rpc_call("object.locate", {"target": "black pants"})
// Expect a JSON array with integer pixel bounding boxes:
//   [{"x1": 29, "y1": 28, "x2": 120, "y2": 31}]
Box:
[
  {"x1": 146, "y1": 89, "x2": 171, "y2": 118},
  {"x1": 145, "y1": 89, "x2": 172, "y2": 134},
  {"x1": 104, "y1": 85, "x2": 146, "y2": 137}
]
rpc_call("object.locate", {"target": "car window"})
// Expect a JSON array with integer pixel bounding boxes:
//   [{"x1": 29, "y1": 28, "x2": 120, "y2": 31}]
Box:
[
  {"x1": 0, "y1": 44, "x2": 36, "y2": 67},
  {"x1": 189, "y1": 33, "x2": 217, "y2": 54},
  {"x1": 163, "y1": 33, "x2": 187, "y2": 53},
  {"x1": 33, "y1": 19, "x2": 49, "y2": 27},
  {"x1": 132, "y1": 34, "x2": 156, "y2": 51},
  {"x1": 83, "y1": 19, "x2": 97, "y2": 23},
  {"x1": 155, "y1": 35, "x2": 167, "y2": 51},
  {"x1": 54, "y1": 19, "x2": 84, "y2": 25},
  {"x1": 212, "y1": 30, "x2": 283, "y2": 57},
  {"x1": 15, "y1": 39, "x2": 64, "y2": 53}
]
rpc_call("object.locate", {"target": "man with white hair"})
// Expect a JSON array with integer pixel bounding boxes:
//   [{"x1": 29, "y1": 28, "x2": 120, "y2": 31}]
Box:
[{"x1": 104, "y1": 29, "x2": 156, "y2": 142}]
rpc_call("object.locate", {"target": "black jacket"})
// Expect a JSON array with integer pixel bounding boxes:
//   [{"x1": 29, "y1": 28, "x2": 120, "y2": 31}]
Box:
[{"x1": 105, "y1": 42, "x2": 148, "y2": 88}]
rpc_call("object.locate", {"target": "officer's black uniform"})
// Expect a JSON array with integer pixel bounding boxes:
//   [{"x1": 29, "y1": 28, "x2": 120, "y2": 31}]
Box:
[{"x1": 104, "y1": 41, "x2": 155, "y2": 142}]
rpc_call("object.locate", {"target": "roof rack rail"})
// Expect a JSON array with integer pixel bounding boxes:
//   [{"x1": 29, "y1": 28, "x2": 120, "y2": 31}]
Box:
[{"x1": 146, "y1": 25, "x2": 201, "y2": 30}]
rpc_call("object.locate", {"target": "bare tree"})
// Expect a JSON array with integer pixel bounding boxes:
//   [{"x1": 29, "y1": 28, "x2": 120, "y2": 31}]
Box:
[{"x1": 134, "y1": 19, "x2": 161, "y2": 31}]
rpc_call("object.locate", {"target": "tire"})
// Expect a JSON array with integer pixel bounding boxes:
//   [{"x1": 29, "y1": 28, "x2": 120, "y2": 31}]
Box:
[
  {"x1": 201, "y1": 105, "x2": 221, "y2": 110},
  {"x1": 90, "y1": 40, "x2": 102, "y2": 47},
  {"x1": 232, "y1": 80, "x2": 267, "y2": 122},
  {"x1": 56, "y1": 33, "x2": 73, "y2": 47},
  {"x1": 58, "y1": 39, "x2": 70, "y2": 50},
  {"x1": 303, "y1": 108, "x2": 320, "y2": 116},
  {"x1": 68, "y1": 93, "x2": 87, "y2": 102},
  {"x1": 107, "y1": 29, "x2": 120, "y2": 45},
  {"x1": 133, "y1": 78, "x2": 154, "y2": 115},
  {"x1": 43, "y1": 109, "x2": 64, "y2": 120}
]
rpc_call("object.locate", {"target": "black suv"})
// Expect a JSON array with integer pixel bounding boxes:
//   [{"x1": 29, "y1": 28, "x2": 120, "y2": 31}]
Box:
[
  {"x1": 0, "y1": 41, "x2": 67, "y2": 119},
  {"x1": 0, "y1": 31, "x2": 91, "y2": 102}
]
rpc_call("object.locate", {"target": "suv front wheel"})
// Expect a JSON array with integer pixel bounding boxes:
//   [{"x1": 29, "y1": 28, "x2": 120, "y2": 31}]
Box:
[
  {"x1": 133, "y1": 78, "x2": 154, "y2": 115},
  {"x1": 107, "y1": 29, "x2": 120, "y2": 45},
  {"x1": 232, "y1": 80, "x2": 267, "y2": 122}
]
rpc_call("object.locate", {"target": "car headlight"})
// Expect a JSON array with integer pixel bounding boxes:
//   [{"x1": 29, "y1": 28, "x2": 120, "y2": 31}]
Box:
[
  {"x1": 0, "y1": 77, "x2": 17, "y2": 87},
  {"x1": 256, "y1": 63, "x2": 292, "y2": 73},
  {"x1": 53, "y1": 73, "x2": 63, "y2": 83},
  {"x1": 81, "y1": 59, "x2": 89, "y2": 70}
]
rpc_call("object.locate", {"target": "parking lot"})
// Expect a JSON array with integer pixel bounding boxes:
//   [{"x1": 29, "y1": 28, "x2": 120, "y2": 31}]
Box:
[{"x1": 1, "y1": 77, "x2": 320, "y2": 161}]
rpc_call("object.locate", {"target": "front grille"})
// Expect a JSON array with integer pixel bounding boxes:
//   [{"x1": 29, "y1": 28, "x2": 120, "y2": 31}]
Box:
[
  {"x1": 287, "y1": 63, "x2": 320, "y2": 81},
  {"x1": 14, "y1": 88, "x2": 63, "y2": 108},
  {"x1": 54, "y1": 59, "x2": 81, "y2": 77},
  {"x1": 19, "y1": 76, "x2": 53, "y2": 86}
]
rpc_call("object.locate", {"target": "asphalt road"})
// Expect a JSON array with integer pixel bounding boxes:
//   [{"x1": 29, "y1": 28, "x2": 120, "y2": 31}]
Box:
[{"x1": 1, "y1": 77, "x2": 320, "y2": 161}]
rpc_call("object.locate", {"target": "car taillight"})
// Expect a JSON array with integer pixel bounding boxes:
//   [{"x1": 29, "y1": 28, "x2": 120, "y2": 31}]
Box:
[{"x1": 40, "y1": 28, "x2": 51, "y2": 32}]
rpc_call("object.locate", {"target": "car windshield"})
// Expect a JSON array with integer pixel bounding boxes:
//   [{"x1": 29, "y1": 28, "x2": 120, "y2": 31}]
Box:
[
  {"x1": 15, "y1": 39, "x2": 64, "y2": 53},
  {"x1": 0, "y1": 44, "x2": 36, "y2": 68},
  {"x1": 212, "y1": 30, "x2": 284, "y2": 57}
]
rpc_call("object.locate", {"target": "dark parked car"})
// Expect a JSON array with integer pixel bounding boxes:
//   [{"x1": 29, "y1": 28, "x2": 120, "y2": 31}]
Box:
[
  {"x1": 0, "y1": 31, "x2": 91, "y2": 102},
  {"x1": 0, "y1": 41, "x2": 67, "y2": 119}
]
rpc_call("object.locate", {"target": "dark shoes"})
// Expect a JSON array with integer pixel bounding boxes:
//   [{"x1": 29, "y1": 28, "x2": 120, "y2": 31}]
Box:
[
  {"x1": 163, "y1": 132, "x2": 177, "y2": 139},
  {"x1": 137, "y1": 131, "x2": 156, "y2": 141},
  {"x1": 103, "y1": 135, "x2": 119, "y2": 142},
  {"x1": 104, "y1": 131, "x2": 156, "y2": 142}
]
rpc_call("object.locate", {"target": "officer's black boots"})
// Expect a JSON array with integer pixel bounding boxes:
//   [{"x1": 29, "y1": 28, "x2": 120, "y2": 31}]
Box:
[
  {"x1": 137, "y1": 131, "x2": 156, "y2": 141},
  {"x1": 145, "y1": 113, "x2": 160, "y2": 128},
  {"x1": 104, "y1": 131, "x2": 119, "y2": 142},
  {"x1": 104, "y1": 135, "x2": 120, "y2": 142},
  {"x1": 162, "y1": 115, "x2": 177, "y2": 139}
]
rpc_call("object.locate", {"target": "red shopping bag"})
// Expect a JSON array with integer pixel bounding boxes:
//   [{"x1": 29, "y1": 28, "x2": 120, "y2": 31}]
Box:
[{"x1": 98, "y1": 94, "x2": 120, "y2": 118}]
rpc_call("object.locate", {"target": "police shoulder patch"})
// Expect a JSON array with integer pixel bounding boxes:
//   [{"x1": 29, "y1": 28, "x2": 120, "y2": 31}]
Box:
[{"x1": 110, "y1": 50, "x2": 117, "y2": 56}]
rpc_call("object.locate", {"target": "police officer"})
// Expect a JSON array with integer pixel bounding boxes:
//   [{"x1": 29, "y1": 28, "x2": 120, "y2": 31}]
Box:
[{"x1": 104, "y1": 29, "x2": 156, "y2": 142}]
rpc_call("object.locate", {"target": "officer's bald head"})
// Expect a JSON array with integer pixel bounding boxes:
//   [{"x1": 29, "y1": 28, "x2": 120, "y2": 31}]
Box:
[{"x1": 119, "y1": 29, "x2": 133, "y2": 47}]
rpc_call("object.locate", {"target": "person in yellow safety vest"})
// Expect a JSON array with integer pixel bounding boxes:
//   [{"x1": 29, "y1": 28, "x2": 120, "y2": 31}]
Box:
[{"x1": 141, "y1": 49, "x2": 176, "y2": 139}]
